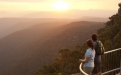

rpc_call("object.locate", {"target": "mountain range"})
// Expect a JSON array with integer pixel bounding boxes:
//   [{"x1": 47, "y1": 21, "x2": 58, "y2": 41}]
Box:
[
  {"x1": 0, "y1": 9, "x2": 117, "y2": 18},
  {"x1": 0, "y1": 21, "x2": 105, "y2": 75},
  {"x1": 0, "y1": 18, "x2": 72, "y2": 38}
]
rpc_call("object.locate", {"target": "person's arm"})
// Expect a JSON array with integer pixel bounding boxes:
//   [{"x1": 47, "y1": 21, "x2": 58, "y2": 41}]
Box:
[
  {"x1": 79, "y1": 50, "x2": 91, "y2": 63},
  {"x1": 79, "y1": 57, "x2": 90, "y2": 63}
]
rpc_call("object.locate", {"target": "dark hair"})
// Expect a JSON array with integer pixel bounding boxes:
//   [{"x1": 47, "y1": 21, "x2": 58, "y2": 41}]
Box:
[
  {"x1": 91, "y1": 33, "x2": 98, "y2": 41},
  {"x1": 86, "y1": 39, "x2": 94, "y2": 49}
]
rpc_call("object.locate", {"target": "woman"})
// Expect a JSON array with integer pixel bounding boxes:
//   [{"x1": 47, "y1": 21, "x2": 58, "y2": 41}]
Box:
[{"x1": 80, "y1": 39, "x2": 95, "y2": 75}]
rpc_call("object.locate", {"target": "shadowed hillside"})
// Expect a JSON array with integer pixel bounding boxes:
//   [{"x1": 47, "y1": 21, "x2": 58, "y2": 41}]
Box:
[{"x1": 0, "y1": 21, "x2": 104, "y2": 75}]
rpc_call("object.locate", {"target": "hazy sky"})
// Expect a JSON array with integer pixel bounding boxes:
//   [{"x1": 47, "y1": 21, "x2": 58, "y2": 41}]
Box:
[{"x1": 0, "y1": 0, "x2": 120, "y2": 12}]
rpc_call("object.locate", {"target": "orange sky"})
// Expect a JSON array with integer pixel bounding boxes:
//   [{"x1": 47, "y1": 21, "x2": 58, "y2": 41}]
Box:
[{"x1": 0, "y1": 0, "x2": 120, "y2": 12}]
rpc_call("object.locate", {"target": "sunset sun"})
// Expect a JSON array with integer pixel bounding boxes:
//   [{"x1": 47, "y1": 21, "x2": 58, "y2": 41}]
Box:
[{"x1": 52, "y1": 0, "x2": 70, "y2": 11}]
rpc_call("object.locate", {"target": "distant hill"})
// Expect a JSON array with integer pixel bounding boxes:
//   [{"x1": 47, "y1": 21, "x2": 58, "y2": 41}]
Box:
[
  {"x1": 0, "y1": 21, "x2": 104, "y2": 75},
  {"x1": 79, "y1": 16, "x2": 109, "y2": 22},
  {"x1": 22, "y1": 10, "x2": 116, "y2": 19},
  {"x1": 0, "y1": 18, "x2": 72, "y2": 38},
  {"x1": 0, "y1": 11, "x2": 13, "y2": 18},
  {"x1": 0, "y1": 10, "x2": 117, "y2": 19}
]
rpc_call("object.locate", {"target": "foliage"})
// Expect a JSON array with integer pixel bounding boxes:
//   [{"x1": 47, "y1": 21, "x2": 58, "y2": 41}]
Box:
[
  {"x1": 36, "y1": 48, "x2": 85, "y2": 75},
  {"x1": 98, "y1": 14, "x2": 121, "y2": 51},
  {"x1": 98, "y1": 14, "x2": 121, "y2": 74}
]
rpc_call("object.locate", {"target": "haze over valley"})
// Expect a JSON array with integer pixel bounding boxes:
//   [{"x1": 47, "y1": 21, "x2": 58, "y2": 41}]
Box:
[{"x1": 0, "y1": 0, "x2": 120, "y2": 75}]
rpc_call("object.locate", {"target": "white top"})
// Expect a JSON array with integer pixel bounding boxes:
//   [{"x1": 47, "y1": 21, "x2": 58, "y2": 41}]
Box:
[{"x1": 84, "y1": 48, "x2": 95, "y2": 67}]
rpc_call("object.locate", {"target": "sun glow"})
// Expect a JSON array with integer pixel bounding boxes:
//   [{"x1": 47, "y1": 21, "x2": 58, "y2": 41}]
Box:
[{"x1": 52, "y1": 0, "x2": 70, "y2": 11}]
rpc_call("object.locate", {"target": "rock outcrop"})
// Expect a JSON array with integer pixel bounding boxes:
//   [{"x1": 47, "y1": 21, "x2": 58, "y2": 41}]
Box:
[{"x1": 118, "y1": 3, "x2": 121, "y2": 15}]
